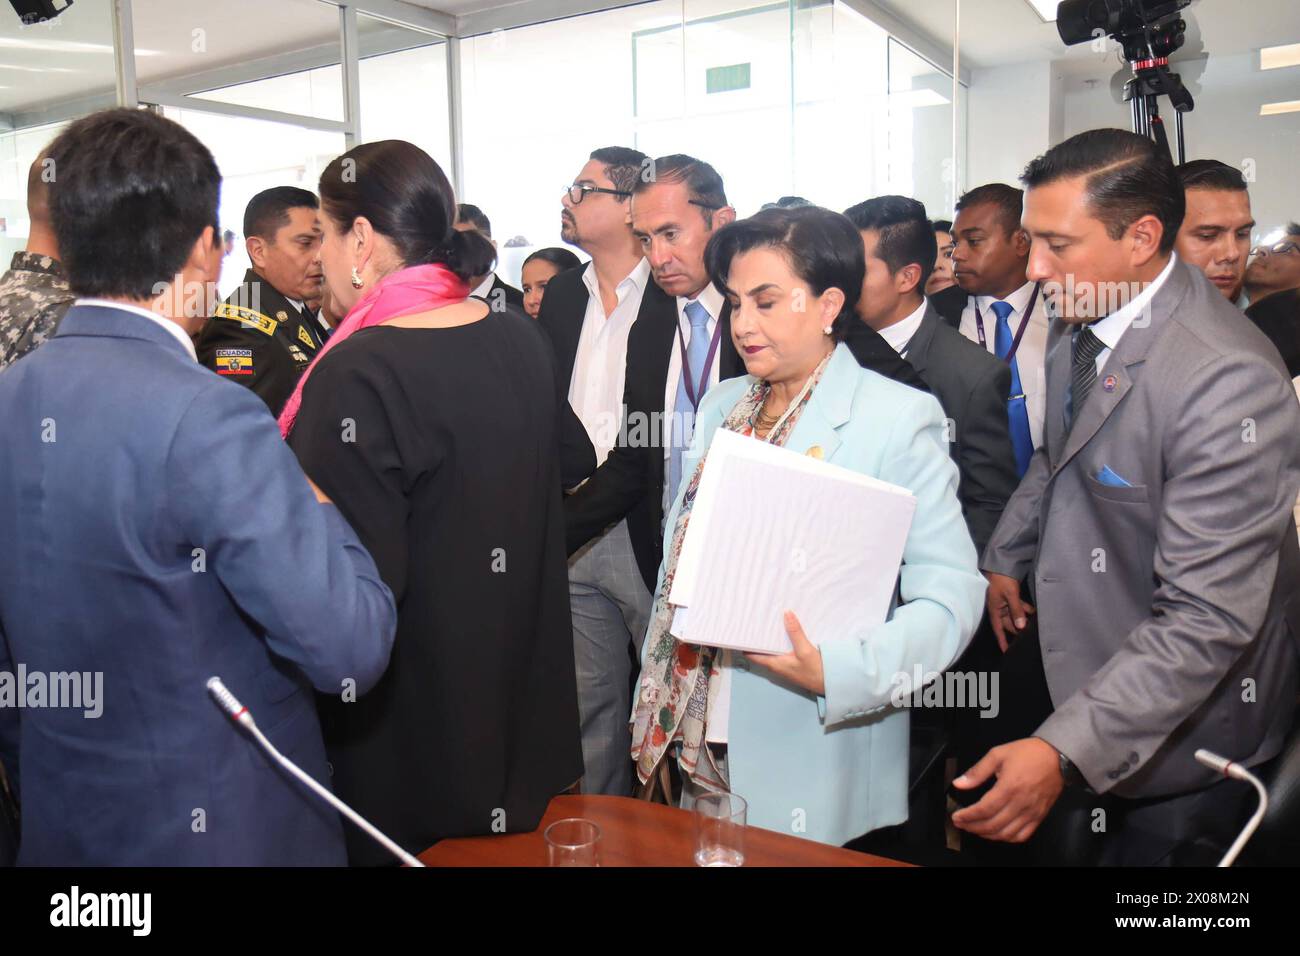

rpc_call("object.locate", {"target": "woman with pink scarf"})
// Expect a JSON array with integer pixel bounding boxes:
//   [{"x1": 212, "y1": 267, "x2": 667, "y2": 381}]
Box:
[{"x1": 285, "y1": 140, "x2": 585, "y2": 865}]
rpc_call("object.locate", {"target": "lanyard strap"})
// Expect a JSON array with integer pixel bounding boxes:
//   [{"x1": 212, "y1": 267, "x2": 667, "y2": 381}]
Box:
[
  {"x1": 975, "y1": 282, "x2": 1041, "y2": 365},
  {"x1": 676, "y1": 313, "x2": 723, "y2": 413}
]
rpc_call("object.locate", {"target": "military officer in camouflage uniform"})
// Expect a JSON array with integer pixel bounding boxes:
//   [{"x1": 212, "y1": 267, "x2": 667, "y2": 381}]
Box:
[
  {"x1": 195, "y1": 186, "x2": 329, "y2": 415},
  {"x1": 0, "y1": 154, "x2": 76, "y2": 371}
]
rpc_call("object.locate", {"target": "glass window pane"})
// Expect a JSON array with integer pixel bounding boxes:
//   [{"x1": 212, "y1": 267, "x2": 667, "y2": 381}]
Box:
[
  {"x1": 358, "y1": 15, "x2": 450, "y2": 170},
  {"x1": 459, "y1": 1, "x2": 681, "y2": 283},
  {"x1": 133, "y1": 0, "x2": 344, "y2": 121},
  {"x1": 0, "y1": 1, "x2": 118, "y2": 120},
  {"x1": 888, "y1": 37, "x2": 958, "y2": 219},
  {"x1": 0, "y1": 123, "x2": 68, "y2": 264},
  {"x1": 160, "y1": 105, "x2": 344, "y2": 299}
]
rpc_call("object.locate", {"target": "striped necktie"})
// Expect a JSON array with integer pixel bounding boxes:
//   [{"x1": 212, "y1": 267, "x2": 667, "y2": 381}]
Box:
[{"x1": 1068, "y1": 324, "x2": 1106, "y2": 432}]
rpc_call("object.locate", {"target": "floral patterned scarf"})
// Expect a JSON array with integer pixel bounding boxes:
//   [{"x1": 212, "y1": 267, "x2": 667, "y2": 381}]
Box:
[{"x1": 630, "y1": 350, "x2": 833, "y2": 792}]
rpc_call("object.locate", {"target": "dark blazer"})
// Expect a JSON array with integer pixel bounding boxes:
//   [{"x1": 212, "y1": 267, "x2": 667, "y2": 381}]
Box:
[
  {"x1": 194, "y1": 268, "x2": 325, "y2": 417},
  {"x1": 490, "y1": 297, "x2": 594, "y2": 490},
  {"x1": 930, "y1": 283, "x2": 969, "y2": 329},
  {"x1": 1245, "y1": 287, "x2": 1300, "y2": 377},
  {"x1": 893, "y1": 302, "x2": 1018, "y2": 556},
  {"x1": 538, "y1": 263, "x2": 679, "y2": 587},
  {"x1": 0, "y1": 304, "x2": 396, "y2": 865},
  {"x1": 562, "y1": 289, "x2": 744, "y2": 589},
  {"x1": 486, "y1": 274, "x2": 525, "y2": 311}
]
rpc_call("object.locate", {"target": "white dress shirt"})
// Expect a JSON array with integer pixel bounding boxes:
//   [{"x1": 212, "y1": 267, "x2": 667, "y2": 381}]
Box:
[
  {"x1": 75, "y1": 298, "x2": 197, "y2": 362},
  {"x1": 877, "y1": 298, "x2": 928, "y2": 357},
  {"x1": 1088, "y1": 253, "x2": 1177, "y2": 374},
  {"x1": 958, "y1": 279, "x2": 1049, "y2": 449},
  {"x1": 469, "y1": 273, "x2": 496, "y2": 300},
  {"x1": 568, "y1": 258, "x2": 652, "y2": 466}
]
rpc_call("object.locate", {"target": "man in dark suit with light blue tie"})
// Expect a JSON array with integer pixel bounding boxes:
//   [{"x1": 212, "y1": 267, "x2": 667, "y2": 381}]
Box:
[{"x1": 0, "y1": 109, "x2": 397, "y2": 866}]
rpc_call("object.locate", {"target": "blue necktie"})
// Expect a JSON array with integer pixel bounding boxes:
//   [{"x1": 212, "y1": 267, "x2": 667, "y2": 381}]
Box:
[
  {"x1": 668, "y1": 300, "x2": 712, "y2": 505},
  {"x1": 992, "y1": 300, "x2": 1034, "y2": 477}
]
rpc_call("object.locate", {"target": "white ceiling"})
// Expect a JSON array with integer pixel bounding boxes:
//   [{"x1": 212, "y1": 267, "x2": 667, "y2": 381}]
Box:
[
  {"x1": 3, "y1": 0, "x2": 1295, "y2": 117},
  {"x1": 868, "y1": 0, "x2": 1300, "y2": 71}
]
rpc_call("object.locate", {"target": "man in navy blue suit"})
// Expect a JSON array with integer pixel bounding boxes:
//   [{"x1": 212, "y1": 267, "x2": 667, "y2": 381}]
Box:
[{"x1": 0, "y1": 109, "x2": 397, "y2": 866}]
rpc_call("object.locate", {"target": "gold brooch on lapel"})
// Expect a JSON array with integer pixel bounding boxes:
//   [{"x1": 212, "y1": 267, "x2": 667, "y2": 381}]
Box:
[{"x1": 806, "y1": 445, "x2": 824, "y2": 459}]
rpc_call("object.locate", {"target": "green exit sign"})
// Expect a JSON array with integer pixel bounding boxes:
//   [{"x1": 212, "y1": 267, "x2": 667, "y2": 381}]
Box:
[{"x1": 706, "y1": 63, "x2": 751, "y2": 94}]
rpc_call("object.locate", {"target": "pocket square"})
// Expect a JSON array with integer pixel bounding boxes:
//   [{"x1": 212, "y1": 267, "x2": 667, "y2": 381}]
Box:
[{"x1": 1096, "y1": 465, "x2": 1133, "y2": 487}]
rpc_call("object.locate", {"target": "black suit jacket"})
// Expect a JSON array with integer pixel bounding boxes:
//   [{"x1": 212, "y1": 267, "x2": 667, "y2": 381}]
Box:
[
  {"x1": 487, "y1": 274, "x2": 525, "y2": 310},
  {"x1": 497, "y1": 293, "x2": 593, "y2": 490},
  {"x1": 561, "y1": 289, "x2": 744, "y2": 589},
  {"x1": 897, "y1": 303, "x2": 1018, "y2": 556},
  {"x1": 930, "y1": 283, "x2": 968, "y2": 330}
]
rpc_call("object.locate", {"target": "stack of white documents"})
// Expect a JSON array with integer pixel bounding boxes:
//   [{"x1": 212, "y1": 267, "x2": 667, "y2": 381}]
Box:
[{"x1": 668, "y1": 429, "x2": 916, "y2": 655}]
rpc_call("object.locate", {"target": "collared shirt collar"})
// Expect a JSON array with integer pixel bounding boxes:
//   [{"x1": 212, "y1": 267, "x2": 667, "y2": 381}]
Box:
[
  {"x1": 581, "y1": 256, "x2": 651, "y2": 308},
  {"x1": 877, "y1": 297, "x2": 928, "y2": 355},
  {"x1": 469, "y1": 273, "x2": 496, "y2": 300},
  {"x1": 73, "y1": 298, "x2": 198, "y2": 362},
  {"x1": 678, "y1": 282, "x2": 725, "y2": 327},
  {"x1": 9, "y1": 251, "x2": 66, "y2": 279},
  {"x1": 975, "y1": 278, "x2": 1036, "y2": 317},
  {"x1": 1089, "y1": 253, "x2": 1178, "y2": 352}
]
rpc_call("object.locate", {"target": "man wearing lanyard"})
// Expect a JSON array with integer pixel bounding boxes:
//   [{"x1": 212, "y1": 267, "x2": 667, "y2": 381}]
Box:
[
  {"x1": 952, "y1": 184, "x2": 1050, "y2": 479},
  {"x1": 564, "y1": 155, "x2": 744, "y2": 600}
]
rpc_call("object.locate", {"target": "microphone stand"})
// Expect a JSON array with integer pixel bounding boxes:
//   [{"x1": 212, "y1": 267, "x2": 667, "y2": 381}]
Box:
[{"x1": 208, "y1": 676, "x2": 425, "y2": 868}]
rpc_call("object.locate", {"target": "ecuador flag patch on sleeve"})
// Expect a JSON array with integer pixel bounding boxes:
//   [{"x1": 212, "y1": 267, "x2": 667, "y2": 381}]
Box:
[{"x1": 215, "y1": 348, "x2": 254, "y2": 376}]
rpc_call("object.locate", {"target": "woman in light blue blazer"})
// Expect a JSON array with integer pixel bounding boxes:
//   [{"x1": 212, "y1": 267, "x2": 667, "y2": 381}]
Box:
[{"x1": 631, "y1": 206, "x2": 986, "y2": 846}]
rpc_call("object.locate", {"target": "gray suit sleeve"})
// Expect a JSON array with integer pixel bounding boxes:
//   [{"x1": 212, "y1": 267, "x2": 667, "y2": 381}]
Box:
[
  {"x1": 958, "y1": 359, "x2": 1019, "y2": 556},
  {"x1": 980, "y1": 442, "x2": 1050, "y2": 579},
  {"x1": 1036, "y1": 352, "x2": 1300, "y2": 791}
]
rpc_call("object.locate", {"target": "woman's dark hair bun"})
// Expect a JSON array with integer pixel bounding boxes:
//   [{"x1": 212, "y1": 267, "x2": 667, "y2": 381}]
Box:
[
  {"x1": 319, "y1": 139, "x2": 493, "y2": 285},
  {"x1": 440, "y1": 227, "x2": 497, "y2": 284}
]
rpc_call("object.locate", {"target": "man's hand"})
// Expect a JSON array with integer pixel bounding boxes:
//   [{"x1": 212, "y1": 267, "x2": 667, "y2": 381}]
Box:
[
  {"x1": 745, "y1": 611, "x2": 825, "y2": 696},
  {"x1": 950, "y1": 737, "x2": 1064, "y2": 843},
  {"x1": 985, "y1": 571, "x2": 1034, "y2": 652}
]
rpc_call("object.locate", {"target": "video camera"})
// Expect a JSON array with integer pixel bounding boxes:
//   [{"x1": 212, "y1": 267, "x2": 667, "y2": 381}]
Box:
[{"x1": 1056, "y1": 0, "x2": 1195, "y2": 162}]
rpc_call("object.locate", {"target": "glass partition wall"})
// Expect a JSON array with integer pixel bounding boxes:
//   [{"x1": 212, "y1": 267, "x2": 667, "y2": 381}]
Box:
[{"x1": 3, "y1": 0, "x2": 1293, "y2": 284}]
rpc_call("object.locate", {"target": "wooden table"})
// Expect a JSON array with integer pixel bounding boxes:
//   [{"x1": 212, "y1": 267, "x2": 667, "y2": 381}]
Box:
[{"x1": 418, "y1": 795, "x2": 911, "y2": 867}]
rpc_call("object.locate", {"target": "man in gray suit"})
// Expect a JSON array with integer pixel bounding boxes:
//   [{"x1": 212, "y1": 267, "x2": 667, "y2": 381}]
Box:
[
  {"x1": 843, "y1": 195, "x2": 1019, "y2": 557},
  {"x1": 952, "y1": 129, "x2": 1300, "y2": 865}
]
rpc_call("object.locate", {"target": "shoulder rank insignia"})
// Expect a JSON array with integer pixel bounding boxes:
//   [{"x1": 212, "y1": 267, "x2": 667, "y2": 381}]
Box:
[
  {"x1": 297, "y1": 324, "x2": 317, "y2": 350},
  {"x1": 214, "y1": 348, "x2": 254, "y2": 376},
  {"x1": 214, "y1": 303, "x2": 277, "y2": 336}
]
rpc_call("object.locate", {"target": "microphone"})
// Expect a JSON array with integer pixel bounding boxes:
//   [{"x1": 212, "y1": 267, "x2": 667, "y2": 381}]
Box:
[
  {"x1": 207, "y1": 676, "x2": 425, "y2": 868},
  {"x1": 1194, "y1": 748, "x2": 1269, "y2": 867}
]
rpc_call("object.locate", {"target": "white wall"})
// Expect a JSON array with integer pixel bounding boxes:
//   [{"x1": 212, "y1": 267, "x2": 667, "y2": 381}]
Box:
[
  {"x1": 967, "y1": 59, "x2": 1057, "y2": 192},
  {"x1": 1061, "y1": 50, "x2": 1300, "y2": 235}
]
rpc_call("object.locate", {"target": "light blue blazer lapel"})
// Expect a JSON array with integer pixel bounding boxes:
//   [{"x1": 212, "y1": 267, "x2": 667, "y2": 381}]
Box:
[{"x1": 783, "y1": 343, "x2": 857, "y2": 461}]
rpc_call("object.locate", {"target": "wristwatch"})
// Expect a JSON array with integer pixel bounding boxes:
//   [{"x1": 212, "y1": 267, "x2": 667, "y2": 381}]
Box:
[{"x1": 1058, "y1": 751, "x2": 1086, "y2": 788}]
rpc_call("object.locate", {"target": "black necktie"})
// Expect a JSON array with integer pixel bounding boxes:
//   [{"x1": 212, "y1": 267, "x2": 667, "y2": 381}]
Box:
[{"x1": 1069, "y1": 324, "x2": 1106, "y2": 429}]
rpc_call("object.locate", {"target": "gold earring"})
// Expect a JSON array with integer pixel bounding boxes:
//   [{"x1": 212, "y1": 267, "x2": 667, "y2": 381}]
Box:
[{"x1": 350, "y1": 266, "x2": 363, "y2": 289}]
